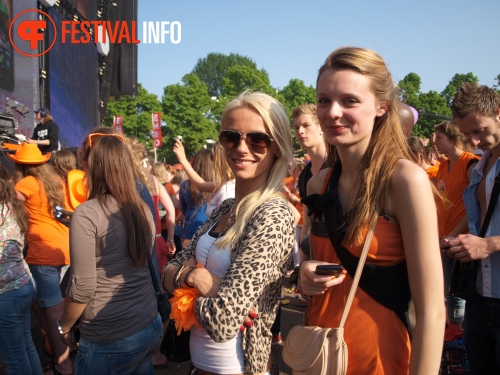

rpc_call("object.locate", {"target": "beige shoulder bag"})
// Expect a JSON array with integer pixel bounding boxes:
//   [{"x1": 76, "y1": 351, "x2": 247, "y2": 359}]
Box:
[{"x1": 282, "y1": 223, "x2": 376, "y2": 375}]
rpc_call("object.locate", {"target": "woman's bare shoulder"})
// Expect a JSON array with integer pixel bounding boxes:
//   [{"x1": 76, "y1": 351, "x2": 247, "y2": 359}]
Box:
[{"x1": 307, "y1": 167, "x2": 330, "y2": 195}]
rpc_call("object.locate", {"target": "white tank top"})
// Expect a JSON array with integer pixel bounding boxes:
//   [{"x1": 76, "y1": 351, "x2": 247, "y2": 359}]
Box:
[{"x1": 190, "y1": 226, "x2": 245, "y2": 373}]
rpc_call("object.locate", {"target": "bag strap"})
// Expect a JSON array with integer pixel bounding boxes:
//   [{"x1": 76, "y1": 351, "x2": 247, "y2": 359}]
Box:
[
  {"x1": 339, "y1": 222, "x2": 376, "y2": 329},
  {"x1": 147, "y1": 252, "x2": 162, "y2": 297},
  {"x1": 479, "y1": 169, "x2": 500, "y2": 238}
]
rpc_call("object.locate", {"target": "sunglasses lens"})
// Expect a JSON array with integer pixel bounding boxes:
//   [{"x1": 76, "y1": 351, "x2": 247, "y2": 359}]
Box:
[
  {"x1": 219, "y1": 131, "x2": 241, "y2": 150},
  {"x1": 218, "y1": 131, "x2": 272, "y2": 153},
  {"x1": 247, "y1": 133, "x2": 271, "y2": 151}
]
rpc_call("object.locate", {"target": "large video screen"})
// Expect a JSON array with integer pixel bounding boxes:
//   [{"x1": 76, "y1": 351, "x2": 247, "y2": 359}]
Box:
[
  {"x1": 0, "y1": 0, "x2": 39, "y2": 138},
  {"x1": 48, "y1": 8, "x2": 99, "y2": 148}
]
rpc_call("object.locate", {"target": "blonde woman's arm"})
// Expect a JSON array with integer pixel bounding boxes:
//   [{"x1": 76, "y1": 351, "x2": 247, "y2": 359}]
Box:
[{"x1": 390, "y1": 159, "x2": 445, "y2": 375}]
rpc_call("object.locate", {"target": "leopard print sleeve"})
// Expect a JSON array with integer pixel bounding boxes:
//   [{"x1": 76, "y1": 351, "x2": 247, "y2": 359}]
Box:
[{"x1": 194, "y1": 197, "x2": 295, "y2": 372}]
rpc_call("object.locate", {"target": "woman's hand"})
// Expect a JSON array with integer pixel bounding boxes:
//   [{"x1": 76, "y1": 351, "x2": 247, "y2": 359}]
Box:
[
  {"x1": 173, "y1": 139, "x2": 188, "y2": 165},
  {"x1": 299, "y1": 261, "x2": 346, "y2": 296},
  {"x1": 166, "y1": 240, "x2": 176, "y2": 256},
  {"x1": 185, "y1": 267, "x2": 222, "y2": 298}
]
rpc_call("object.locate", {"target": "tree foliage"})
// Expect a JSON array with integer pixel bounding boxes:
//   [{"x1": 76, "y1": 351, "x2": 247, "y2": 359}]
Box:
[
  {"x1": 104, "y1": 83, "x2": 163, "y2": 147},
  {"x1": 441, "y1": 73, "x2": 478, "y2": 107},
  {"x1": 193, "y1": 53, "x2": 266, "y2": 97},
  {"x1": 279, "y1": 79, "x2": 316, "y2": 118},
  {"x1": 161, "y1": 73, "x2": 219, "y2": 162},
  {"x1": 104, "y1": 53, "x2": 500, "y2": 159}
]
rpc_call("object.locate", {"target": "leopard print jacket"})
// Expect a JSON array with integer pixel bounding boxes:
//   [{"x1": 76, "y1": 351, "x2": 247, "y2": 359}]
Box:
[{"x1": 168, "y1": 197, "x2": 295, "y2": 374}]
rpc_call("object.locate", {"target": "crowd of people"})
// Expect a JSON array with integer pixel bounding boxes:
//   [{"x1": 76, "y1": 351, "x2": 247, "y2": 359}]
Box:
[{"x1": 0, "y1": 46, "x2": 499, "y2": 375}]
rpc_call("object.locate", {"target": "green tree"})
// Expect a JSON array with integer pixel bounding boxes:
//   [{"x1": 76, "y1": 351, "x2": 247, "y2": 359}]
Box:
[
  {"x1": 161, "y1": 73, "x2": 218, "y2": 163},
  {"x1": 220, "y1": 65, "x2": 275, "y2": 98},
  {"x1": 494, "y1": 73, "x2": 500, "y2": 95},
  {"x1": 441, "y1": 73, "x2": 478, "y2": 107},
  {"x1": 398, "y1": 73, "x2": 422, "y2": 108},
  {"x1": 412, "y1": 91, "x2": 451, "y2": 137},
  {"x1": 279, "y1": 79, "x2": 316, "y2": 118},
  {"x1": 104, "y1": 83, "x2": 163, "y2": 147},
  {"x1": 278, "y1": 79, "x2": 316, "y2": 156},
  {"x1": 193, "y1": 53, "x2": 266, "y2": 97}
]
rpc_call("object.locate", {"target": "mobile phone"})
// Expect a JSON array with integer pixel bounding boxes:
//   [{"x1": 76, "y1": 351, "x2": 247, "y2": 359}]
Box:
[
  {"x1": 177, "y1": 135, "x2": 182, "y2": 142},
  {"x1": 54, "y1": 205, "x2": 63, "y2": 219},
  {"x1": 315, "y1": 265, "x2": 344, "y2": 276}
]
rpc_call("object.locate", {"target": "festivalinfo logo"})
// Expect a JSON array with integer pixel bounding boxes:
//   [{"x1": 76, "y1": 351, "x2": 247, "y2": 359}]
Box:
[{"x1": 9, "y1": 9, "x2": 181, "y2": 57}]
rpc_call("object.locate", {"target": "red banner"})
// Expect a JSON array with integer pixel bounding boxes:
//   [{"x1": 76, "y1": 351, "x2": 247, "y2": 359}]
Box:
[
  {"x1": 113, "y1": 116, "x2": 124, "y2": 134},
  {"x1": 152, "y1": 112, "x2": 162, "y2": 148}
]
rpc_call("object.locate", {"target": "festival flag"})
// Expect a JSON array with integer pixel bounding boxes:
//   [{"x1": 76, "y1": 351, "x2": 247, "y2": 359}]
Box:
[
  {"x1": 152, "y1": 112, "x2": 162, "y2": 148},
  {"x1": 113, "y1": 116, "x2": 124, "y2": 134}
]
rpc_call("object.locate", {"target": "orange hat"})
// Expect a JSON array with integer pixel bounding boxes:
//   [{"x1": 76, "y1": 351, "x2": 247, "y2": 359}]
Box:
[
  {"x1": 7, "y1": 143, "x2": 51, "y2": 164},
  {"x1": 67, "y1": 169, "x2": 87, "y2": 210},
  {"x1": 173, "y1": 163, "x2": 184, "y2": 171}
]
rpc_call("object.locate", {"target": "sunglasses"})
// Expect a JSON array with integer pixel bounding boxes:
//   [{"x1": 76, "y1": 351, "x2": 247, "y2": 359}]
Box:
[
  {"x1": 218, "y1": 130, "x2": 274, "y2": 154},
  {"x1": 88, "y1": 133, "x2": 125, "y2": 148}
]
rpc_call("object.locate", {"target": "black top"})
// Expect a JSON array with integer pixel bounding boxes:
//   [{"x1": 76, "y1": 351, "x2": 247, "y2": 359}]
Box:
[{"x1": 31, "y1": 120, "x2": 59, "y2": 153}]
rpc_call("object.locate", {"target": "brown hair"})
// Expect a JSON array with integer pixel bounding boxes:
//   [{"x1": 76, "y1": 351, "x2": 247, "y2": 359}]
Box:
[
  {"x1": 452, "y1": 83, "x2": 500, "y2": 119},
  {"x1": 212, "y1": 142, "x2": 234, "y2": 192},
  {"x1": 125, "y1": 138, "x2": 154, "y2": 195},
  {"x1": 434, "y1": 121, "x2": 472, "y2": 152},
  {"x1": 0, "y1": 166, "x2": 9, "y2": 180},
  {"x1": 52, "y1": 149, "x2": 77, "y2": 181},
  {"x1": 318, "y1": 46, "x2": 411, "y2": 247},
  {"x1": 0, "y1": 178, "x2": 28, "y2": 235},
  {"x1": 151, "y1": 162, "x2": 170, "y2": 185},
  {"x1": 12, "y1": 163, "x2": 65, "y2": 218},
  {"x1": 187, "y1": 149, "x2": 214, "y2": 205},
  {"x1": 291, "y1": 103, "x2": 319, "y2": 125},
  {"x1": 84, "y1": 135, "x2": 153, "y2": 267}
]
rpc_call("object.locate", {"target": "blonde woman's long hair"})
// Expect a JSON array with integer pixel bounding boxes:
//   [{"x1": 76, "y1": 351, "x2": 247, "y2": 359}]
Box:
[
  {"x1": 318, "y1": 47, "x2": 412, "y2": 247},
  {"x1": 217, "y1": 91, "x2": 293, "y2": 248}
]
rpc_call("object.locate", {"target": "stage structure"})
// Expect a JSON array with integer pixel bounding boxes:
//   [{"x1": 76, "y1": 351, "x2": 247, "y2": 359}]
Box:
[{"x1": 0, "y1": 0, "x2": 138, "y2": 170}]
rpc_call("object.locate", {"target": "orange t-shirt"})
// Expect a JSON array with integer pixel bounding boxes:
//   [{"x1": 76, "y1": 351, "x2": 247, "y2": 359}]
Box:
[
  {"x1": 435, "y1": 152, "x2": 479, "y2": 237},
  {"x1": 15, "y1": 176, "x2": 70, "y2": 266}
]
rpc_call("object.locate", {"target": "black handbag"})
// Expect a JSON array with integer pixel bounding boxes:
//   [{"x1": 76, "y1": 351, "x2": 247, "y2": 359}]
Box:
[
  {"x1": 161, "y1": 319, "x2": 191, "y2": 362},
  {"x1": 449, "y1": 169, "x2": 500, "y2": 301}
]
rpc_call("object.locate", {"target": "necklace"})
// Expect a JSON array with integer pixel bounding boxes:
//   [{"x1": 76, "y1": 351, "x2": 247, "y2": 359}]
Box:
[{"x1": 204, "y1": 204, "x2": 236, "y2": 269}]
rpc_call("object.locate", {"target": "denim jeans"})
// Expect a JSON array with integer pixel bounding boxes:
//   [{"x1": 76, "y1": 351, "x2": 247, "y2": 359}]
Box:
[
  {"x1": 29, "y1": 264, "x2": 66, "y2": 308},
  {"x1": 441, "y1": 253, "x2": 465, "y2": 323},
  {"x1": 465, "y1": 293, "x2": 500, "y2": 374},
  {"x1": 0, "y1": 281, "x2": 43, "y2": 375},
  {"x1": 76, "y1": 314, "x2": 162, "y2": 375}
]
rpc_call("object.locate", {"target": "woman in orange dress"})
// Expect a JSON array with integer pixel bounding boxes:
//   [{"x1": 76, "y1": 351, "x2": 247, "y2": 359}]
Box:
[{"x1": 298, "y1": 47, "x2": 445, "y2": 374}]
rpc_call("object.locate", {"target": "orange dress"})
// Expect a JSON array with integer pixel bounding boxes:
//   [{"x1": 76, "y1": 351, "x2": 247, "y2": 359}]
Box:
[
  {"x1": 435, "y1": 152, "x2": 479, "y2": 237},
  {"x1": 306, "y1": 170, "x2": 410, "y2": 374}
]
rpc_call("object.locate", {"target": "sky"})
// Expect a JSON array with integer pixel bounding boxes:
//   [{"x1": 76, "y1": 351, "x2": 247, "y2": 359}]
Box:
[{"x1": 138, "y1": 0, "x2": 500, "y2": 100}]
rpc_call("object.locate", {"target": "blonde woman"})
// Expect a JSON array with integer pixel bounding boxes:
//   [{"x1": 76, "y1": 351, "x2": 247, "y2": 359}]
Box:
[{"x1": 162, "y1": 91, "x2": 296, "y2": 375}]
